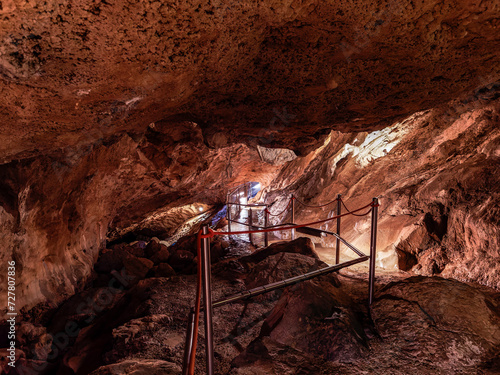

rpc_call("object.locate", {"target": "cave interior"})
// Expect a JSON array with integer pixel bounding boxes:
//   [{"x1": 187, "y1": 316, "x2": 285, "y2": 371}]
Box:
[{"x1": 0, "y1": 1, "x2": 500, "y2": 374}]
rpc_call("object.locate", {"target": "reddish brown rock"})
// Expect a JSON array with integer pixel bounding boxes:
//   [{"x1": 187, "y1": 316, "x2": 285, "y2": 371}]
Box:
[
  {"x1": 260, "y1": 280, "x2": 367, "y2": 361},
  {"x1": 168, "y1": 250, "x2": 195, "y2": 273},
  {"x1": 245, "y1": 252, "x2": 333, "y2": 302},
  {"x1": 150, "y1": 247, "x2": 171, "y2": 265},
  {"x1": 151, "y1": 263, "x2": 176, "y2": 278},
  {"x1": 264, "y1": 92, "x2": 500, "y2": 288},
  {"x1": 230, "y1": 336, "x2": 344, "y2": 375},
  {"x1": 232, "y1": 276, "x2": 500, "y2": 375},
  {"x1": 89, "y1": 359, "x2": 180, "y2": 375},
  {"x1": 123, "y1": 256, "x2": 154, "y2": 281},
  {"x1": 168, "y1": 234, "x2": 197, "y2": 256},
  {"x1": 0, "y1": 131, "x2": 280, "y2": 313},
  {"x1": 371, "y1": 276, "x2": 500, "y2": 373},
  {"x1": 127, "y1": 242, "x2": 147, "y2": 258},
  {"x1": 241, "y1": 237, "x2": 319, "y2": 264},
  {"x1": 144, "y1": 239, "x2": 162, "y2": 258},
  {"x1": 0, "y1": 0, "x2": 499, "y2": 320},
  {"x1": 1, "y1": 1, "x2": 499, "y2": 164}
]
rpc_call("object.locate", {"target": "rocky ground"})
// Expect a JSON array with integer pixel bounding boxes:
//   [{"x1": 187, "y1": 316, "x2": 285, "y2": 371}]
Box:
[{"x1": 3, "y1": 235, "x2": 499, "y2": 375}]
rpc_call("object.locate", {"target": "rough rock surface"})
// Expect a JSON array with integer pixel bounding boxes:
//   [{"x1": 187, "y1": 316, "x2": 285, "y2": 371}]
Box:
[
  {"x1": 1, "y1": 1, "x2": 499, "y2": 163},
  {"x1": 259, "y1": 280, "x2": 368, "y2": 361},
  {"x1": 231, "y1": 276, "x2": 500, "y2": 375},
  {"x1": 263, "y1": 87, "x2": 500, "y2": 288},
  {"x1": 240, "y1": 237, "x2": 318, "y2": 264},
  {"x1": 371, "y1": 277, "x2": 500, "y2": 373},
  {"x1": 0, "y1": 0, "x2": 499, "y2": 321},
  {"x1": 4, "y1": 237, "x2": 500, "y2": 375},
  {"x1": 89, "y1": 359, "x2": 181, "y2": 375},
  {"x1": 0, "y1": 123, "x2": 279, "y2": 313}
]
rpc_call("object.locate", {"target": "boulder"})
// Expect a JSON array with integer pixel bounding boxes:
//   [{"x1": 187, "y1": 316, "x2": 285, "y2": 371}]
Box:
[
  {"x1": 123, "y1": 256, "x2": 154, "y2": 281},
  {"x1": 371, "y1": 276, "x2": 500, "y2": 373},
  {"x1": 260, "y1": 280, "x2": 366, "y2": 362},
  {"x1": 240, "y1": 237, "x2": 318, "y2": 264},
  {"x1": 127, "y1": 241, "x2": 147, "y2": 258},
  {"x1": 245, "y1": 252, "x2": 334, "y2": 302},
  {"x1": 151, "y1": 263, "x2": 176, "y2": 278},
  {"x1": 150, "y1": 247, "x2": 171, "y2": 265},
  {"x1": 168, "y1": 250, "x2": 195, "y2": 272},
  {"x1": 168, "y1": 234, "x2": 197, "y2": 256},
  {"x1": 144, "y1": 239, "x2": 163, "y2": 258}
]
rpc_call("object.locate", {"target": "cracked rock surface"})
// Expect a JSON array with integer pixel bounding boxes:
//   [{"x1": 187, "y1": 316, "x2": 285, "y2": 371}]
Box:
[
  {"x1": 262, "y1": 86, "x2": 500, "y2": 289},
  {"x1": 1, "y1": 0, "x2": 500, "y2": 162}
]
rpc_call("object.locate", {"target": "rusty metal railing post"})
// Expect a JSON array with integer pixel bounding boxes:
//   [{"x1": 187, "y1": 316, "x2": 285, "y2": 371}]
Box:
[
  {"x1": 237, "y1": 186, "x2": 241, "y2": 217},
  {"x1": 248, "y1": 208, "x2": 253, "y2": 244},
  {"x1": 336, "y1": 194, "x2": 342, "y2": 265},
  {"x1": 264, "y1": 206, "x2": 269, "y2": 247},
  {"x1": 368, "y1": 197, "x2": 378, "y2": 305},
  {"x1": 201, "y1": 225, "x2": 214, "y2": 374},
  {"x1": 291, "y1": 195, "x2": 295, "y2": 240},
  {"x1": 226, "y1": 194, "x2": 232, "y2": 236},
  {"x1": 181, "y1": 308, "x2": 196, "y2": 375}
]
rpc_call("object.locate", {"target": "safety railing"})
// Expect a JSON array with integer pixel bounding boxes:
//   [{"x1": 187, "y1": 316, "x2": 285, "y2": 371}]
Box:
[
  {"x1": 182, "y1": 194, "x2": 379, "y2": 375},
  {"x1": 227, "y1": 191, "x2": 361, "y2": 262},
  {"x1": 226, "y1": 182, "x2": 267, "y2": 246}
]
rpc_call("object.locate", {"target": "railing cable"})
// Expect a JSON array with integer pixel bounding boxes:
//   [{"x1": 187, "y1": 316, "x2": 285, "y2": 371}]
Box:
[
  {"x1": 264, "y1": 197, "x2": 293, "y2": 216},
  {"x1": 293, "y1": 195, "x2": 340, "y2": 208}
]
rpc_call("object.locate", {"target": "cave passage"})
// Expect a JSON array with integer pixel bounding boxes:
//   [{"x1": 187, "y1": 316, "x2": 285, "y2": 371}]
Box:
[{"x1": 0, "y1": 1, "x2": 499, "y2": 374}]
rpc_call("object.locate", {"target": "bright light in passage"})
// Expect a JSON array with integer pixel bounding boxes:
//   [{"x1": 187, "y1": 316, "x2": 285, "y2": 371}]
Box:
[{"x1": 329, "y1": 111, "x2": 427, "y2": 173}]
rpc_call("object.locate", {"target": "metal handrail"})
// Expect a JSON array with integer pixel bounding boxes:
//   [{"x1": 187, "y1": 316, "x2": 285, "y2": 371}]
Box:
[
  {"x1": 183, "y1": 196, "x2": 379, "y2": 375},
  {"x1": 227, "y1": 202, "x2": 267, "y2": 207},
  {"x1": 315, "y1": 229, "x2": 367, "y2": 258},
  {"x1": 227, "y1": 219, "x2": 297, "y2": 231},
  {"x1": 211, "y1": 256, "x2": 369, "y2": 308}
]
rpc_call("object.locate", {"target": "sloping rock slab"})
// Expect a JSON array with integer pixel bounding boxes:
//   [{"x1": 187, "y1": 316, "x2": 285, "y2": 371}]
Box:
[
  {"x1": 240, "y1": 237, "x2": 318, "y2": 264},
  {"x1": 244, "y1": 253, "x2": 333, "y2": 302},
  {"x1": 260, "y1": 279, "x2": 367, "y2": 361},
  {"x1": 229, "y1": 336, "x2": 345, "y2": 375},
  {"x1": 372, "y1": 276, "x2": 500, "y2": 373},
  {"x1": 89, "y1": 359, "x2": 180, "y2": 375}
]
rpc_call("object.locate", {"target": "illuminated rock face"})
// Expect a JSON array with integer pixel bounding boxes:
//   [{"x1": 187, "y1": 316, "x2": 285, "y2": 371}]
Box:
[
  {"x1": 0, "y1": 0, "x2": 499, "y2": 315},
  {"x1": 0, "y1": 121, "x2": 280, "y2": 313},
  {"x1": 1, "y1": 88, "x2": 500, "y2": 315},
  {"x1": 263, "y1": 88, "x2": 500, "y2": 288}
]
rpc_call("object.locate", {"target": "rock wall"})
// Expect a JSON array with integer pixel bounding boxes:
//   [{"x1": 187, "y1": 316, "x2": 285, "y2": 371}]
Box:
[
  {"x1": 2, "y1": 84, "x2": 499, "y2": 316},
  {"x1": 0, "y1": 121, "x2": 279, "y2": 314},
  {"x1": 0, "y1": 0, "x2": 499, "y2": 319},
  {"x1": 263, "y1": 85, "x2": 500, "y2": 288}
]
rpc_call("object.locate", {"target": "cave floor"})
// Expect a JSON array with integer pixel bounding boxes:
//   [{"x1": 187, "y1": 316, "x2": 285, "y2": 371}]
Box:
[{"x1": 12, "y1": 236, "x2": 500, "y2": 375}]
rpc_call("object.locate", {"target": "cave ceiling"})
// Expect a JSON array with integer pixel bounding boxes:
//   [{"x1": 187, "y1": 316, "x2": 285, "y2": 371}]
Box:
[{"x1": 1, "y1": 0, "x2": 499, "y2": 163}]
